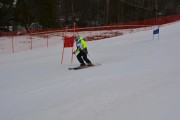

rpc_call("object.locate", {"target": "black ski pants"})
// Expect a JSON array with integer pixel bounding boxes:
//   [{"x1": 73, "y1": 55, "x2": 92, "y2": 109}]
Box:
[{"x1": 77, "y1": 48, "x2": 91, "y2": 64}]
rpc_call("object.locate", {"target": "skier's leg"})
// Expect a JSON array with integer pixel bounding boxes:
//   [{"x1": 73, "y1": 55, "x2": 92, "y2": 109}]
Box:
[
  {"x1": 77, "y1": 52, "x2": 85, "y2": 65},
  {"x1": 82, "y1": 51, "x2": 91, "y2": 64}
]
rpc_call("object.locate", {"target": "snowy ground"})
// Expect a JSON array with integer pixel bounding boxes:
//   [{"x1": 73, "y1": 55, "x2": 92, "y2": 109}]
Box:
[{"x1": 0, "y1": 22, "x2": 180, "y2": 120}]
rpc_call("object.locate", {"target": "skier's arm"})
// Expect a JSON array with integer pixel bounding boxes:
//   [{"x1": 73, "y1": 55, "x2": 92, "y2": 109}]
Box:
[{"x1": 73, "y1": 39, "x2": 87, "y2": 54}]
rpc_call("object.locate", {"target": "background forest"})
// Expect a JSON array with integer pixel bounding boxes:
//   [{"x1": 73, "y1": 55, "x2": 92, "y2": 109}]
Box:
[{"x1": 0, "y1": 0, "x2": 180, "y2": 30}]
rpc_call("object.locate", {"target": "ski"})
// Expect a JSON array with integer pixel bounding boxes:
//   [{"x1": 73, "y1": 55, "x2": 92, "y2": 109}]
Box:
[{"x1": 68, "y1": 63, "x2": 101, "y2": 70}]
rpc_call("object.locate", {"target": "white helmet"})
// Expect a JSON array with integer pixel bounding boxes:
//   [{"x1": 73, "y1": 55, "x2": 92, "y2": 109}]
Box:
[{"x1": 74, "y1": 34, "x2": 80, "y2": 41}]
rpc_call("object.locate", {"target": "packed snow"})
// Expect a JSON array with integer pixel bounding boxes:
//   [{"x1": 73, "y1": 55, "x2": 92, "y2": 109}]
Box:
[{"x1": 0, "y1": 22, "x2": 180, "y2": 120}]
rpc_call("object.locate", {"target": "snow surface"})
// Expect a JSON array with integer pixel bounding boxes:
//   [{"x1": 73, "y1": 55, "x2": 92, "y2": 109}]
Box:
[{"x1": 0, "y1": 22, "x2": 180, "y2": 120}]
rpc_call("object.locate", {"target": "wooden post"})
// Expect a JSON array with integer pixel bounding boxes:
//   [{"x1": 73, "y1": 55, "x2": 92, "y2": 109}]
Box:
[
  {"x1": 61, "y1": 47, "x2": 65, "y2": 64},
  {"x1": 71, "y1": 22, "x2": 76, "y2": 63},
  {"x1": 47, "y1": 35, "x2": 49, "y2": 48},
  {"x1": 61, "y1": 26, "x2": 68, "y2": 64},
  {"x1": 30, "y1": 34, "x2": 32, "y2": 50},
  {"x1": 12, "y1": 35, "x2": 14, "y2": 53}
]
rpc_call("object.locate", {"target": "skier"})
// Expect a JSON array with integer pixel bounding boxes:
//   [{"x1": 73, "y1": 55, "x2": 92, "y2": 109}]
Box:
[{"x1": 73, "y1": 34, "x2": 92, "y2": 66}]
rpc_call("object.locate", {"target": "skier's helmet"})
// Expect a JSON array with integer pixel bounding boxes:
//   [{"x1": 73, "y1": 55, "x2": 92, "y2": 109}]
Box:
[{"x1": 74, "y1": 34, "x2": 80, "y2": 41}]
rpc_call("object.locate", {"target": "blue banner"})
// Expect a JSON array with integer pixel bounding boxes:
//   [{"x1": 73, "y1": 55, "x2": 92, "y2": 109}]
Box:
[{"x1": 153, "y1": 29, "x2": 159, "y2": 34}]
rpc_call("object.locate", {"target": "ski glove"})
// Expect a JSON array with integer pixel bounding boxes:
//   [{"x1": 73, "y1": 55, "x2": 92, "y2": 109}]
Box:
[{"x1": 72, "y1": 51, "x2": 76, "y2": 54}]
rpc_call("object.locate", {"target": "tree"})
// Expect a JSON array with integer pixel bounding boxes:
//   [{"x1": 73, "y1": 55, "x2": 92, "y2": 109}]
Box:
[
  {"x1": 1, "y1": 0, "x2": 179, "y2": 29},
  {"x1": 14, "y1": 0, "x2": 58, "y2": 28},
  {"x1": 0, "y1": 0, "x2": 14, "y2": 27}
]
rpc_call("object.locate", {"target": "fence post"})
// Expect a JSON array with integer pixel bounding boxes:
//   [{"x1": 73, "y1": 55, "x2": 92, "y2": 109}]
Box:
[
  {"x1": 12, "y1": 34, "x2": 14, "y2": 53},
  {"x1": 29, "y1": 34, "x2": 32, "y2": 50},
  {"x1": 47, "y1": 35, "x2": 49, "y2": 48}
]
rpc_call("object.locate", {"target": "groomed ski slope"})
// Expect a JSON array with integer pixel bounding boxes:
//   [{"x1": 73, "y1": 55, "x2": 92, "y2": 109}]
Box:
[{"x1": 0, "y1": 22, "x2": 180, "y2": 120}]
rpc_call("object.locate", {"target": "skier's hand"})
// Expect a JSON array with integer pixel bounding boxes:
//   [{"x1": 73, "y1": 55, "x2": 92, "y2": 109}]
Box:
[{"x1": 72, "y1": 51, "x2": 76, "y2": 54}]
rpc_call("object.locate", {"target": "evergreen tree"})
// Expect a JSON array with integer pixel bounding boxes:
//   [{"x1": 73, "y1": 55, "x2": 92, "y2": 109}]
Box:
[
  {"x1": 1, "y1": 0, "x2": 179, "y2": 29},
  {"x1": 0, "y1": 0, "x2": 14, "y2": 27}
]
